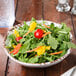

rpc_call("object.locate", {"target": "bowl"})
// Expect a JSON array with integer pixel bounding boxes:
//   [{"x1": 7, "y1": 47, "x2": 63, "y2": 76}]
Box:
[{"x1": 3, "y1": 20, "x2": 72, "y2": 68}]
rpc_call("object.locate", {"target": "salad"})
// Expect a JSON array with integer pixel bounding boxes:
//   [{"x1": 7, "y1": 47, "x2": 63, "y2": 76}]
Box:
[{"x1": 5, "y1": 18, "x2": 76, "y2": 63}]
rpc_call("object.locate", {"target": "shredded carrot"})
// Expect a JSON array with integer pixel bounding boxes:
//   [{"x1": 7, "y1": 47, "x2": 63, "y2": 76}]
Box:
[
  {"x1": 43, "y1": 24, "x2": 50, "y2": 28},
  {"x1": 9, "y1": 50, "x2": 14, "y2": 54},
  {"x1": 35, "y1": 54, "x2": 37, "y2": 56},
  {"x1": 50, "y1": 51, "x2": 63, "y2": 55},
  {"x1": 26, "y1": 46, "x2": 41, "y2": 53},
  {"x1": 23, "y1": 31, "x2": 31, "y2": 37},
  {"x1": 9, "y1": 43, "x2": 21, "y2": 54},
  {"x1": 42, "y1": 32, "x2": 51, "y2": 37}
]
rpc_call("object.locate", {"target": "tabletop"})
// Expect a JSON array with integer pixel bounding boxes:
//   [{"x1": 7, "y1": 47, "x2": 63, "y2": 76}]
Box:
[{"x1": 0, "y1": 0, "x2": 76, "y2": 76}]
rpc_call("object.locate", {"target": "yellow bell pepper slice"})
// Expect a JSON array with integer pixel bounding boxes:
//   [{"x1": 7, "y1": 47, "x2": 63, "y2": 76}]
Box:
[
  {"x1": 45, "y1": 46, "x2": 51, "y2": 50},
  {"x1": 14, "y1": 29, "x2": 20, "y2": 37},
  {"x1": 12, "y1": 45, "x2": 16, "y2": 48},
  {"x1": 35, "y1": 46, "x2": 46, "y2": 56},
  {"x1": 23, "y1": 21, "x2": 36, "y2": 37},
  {"x1": 29, "y1": 21, "x2": 37, "y2": 31},
  {"x1": 26, "y1": 46, "x2": 51, "y2": 56}
]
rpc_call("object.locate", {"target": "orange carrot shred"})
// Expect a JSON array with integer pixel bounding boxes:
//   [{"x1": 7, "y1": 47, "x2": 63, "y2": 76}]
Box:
[
  {"x1": 9, "y1": 43, "x2": 21, "y2": 54},
  {"x1": 35, "y1": 54, "x2": 37, "y2": 56},
  {"x1": 43, "y1": 24, "x2": 50, "y2": 28},
  {"x1": 9, "y1": 50, "x2": 14, "y2": 54},
  {"x1": 26, "y1": 46, "x2": 41, "y2": 53},
  {"x1": 50, "y1": 51, "x2": 63, "y2": 55},
  {"x1": 42, "y1": 32, "x2": 51, "y2": 37},
  {"x1": 23, "y1": 31, "x2": 31, "y2": 37}
]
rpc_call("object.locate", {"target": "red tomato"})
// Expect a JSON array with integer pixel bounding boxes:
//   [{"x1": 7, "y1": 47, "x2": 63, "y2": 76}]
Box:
[
  {"x1": 16, "y1": 37, "x2": 22, "y2": 42},
  {"x1": 34, "y1": 29, "x2": 43, "y2": 39}
]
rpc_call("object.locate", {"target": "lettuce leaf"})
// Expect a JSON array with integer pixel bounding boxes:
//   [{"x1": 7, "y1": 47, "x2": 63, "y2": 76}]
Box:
[
  {"x1": 61, "y1": 23, "x2": 71, "y2": 33},
  {"x1": 63, "y1": 41, "x2": 76, "y2": 49},
  {"x1": 28, "y1": 56, "x2": 39, "y2": 63},
  {"x1": 19, "y1": 39, "x2": 31, "y2": 53},
  {"x1": 48, "y1": 35, "x2": 59, "y2": 49}
]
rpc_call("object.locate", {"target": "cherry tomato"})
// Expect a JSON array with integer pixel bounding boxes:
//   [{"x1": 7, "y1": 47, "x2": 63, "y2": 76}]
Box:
[
  {"x1": 16, "y1": 37, "x2": 22, "y2": 42},
  {"x1": 34, "y1": 29, "x2": 43, "y2": 39}
]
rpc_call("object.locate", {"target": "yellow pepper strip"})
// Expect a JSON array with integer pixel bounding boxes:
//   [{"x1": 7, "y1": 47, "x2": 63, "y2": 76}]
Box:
[
  {"x1": 23, "y1": 21, "x2": 37, "y2": 37},
  {"x1": 50, "y1": 51, "x2": 63, "y2": 55},
  {"x1": 26, "y1": 46, "x2": 51, "y2": 56},
  {"x1": 43, "y1": 24, "x2": 50, "y2": 28},
  {"x1": 14, "y1": 29, "x2": 20, "y2": 37},
  {"x1": 29, "y1": 21, "x2": 37, "y2": 31},
  {"x1": 42, "y1": 32, "x2": 51, "y2": 37},
  {"x1": 45, "y1": 46, "x2": 51, "y2": 50},
  {"x1": 35, "y1": 46, "x2": 51, "y2": 56},
  {"x1": 35, "y1": 46, "x2": 46, "y2": 56},
  {"x1": 12, "y1": 45, "x2": 16, "y2": 48}
]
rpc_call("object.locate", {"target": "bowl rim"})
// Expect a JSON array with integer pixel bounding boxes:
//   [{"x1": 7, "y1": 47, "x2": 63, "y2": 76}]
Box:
[{"x1": 3, "y1": 20, "x2": 72, "y2": 67}]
